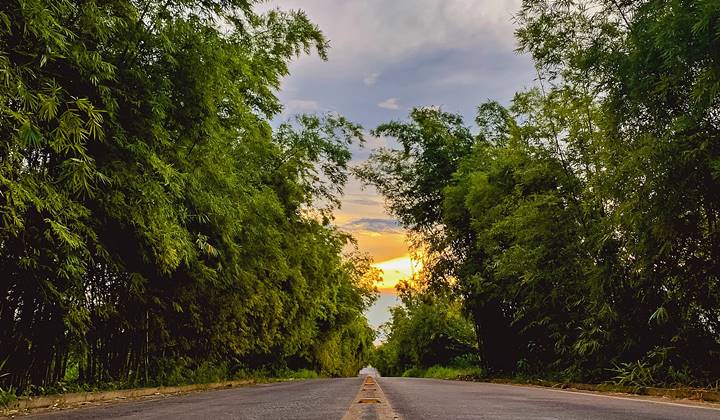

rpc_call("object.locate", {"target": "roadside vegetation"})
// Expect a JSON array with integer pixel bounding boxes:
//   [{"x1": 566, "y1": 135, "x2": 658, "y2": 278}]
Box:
[
  {"x1": 372, "y1": 282, "x2": 479, "y2": 378},
  {"x1": 364, "y1": 0, "x2": 720, "y2": 388},
  {"x1": 401, "y1": 366, "x2": 484, "y2": 381},
  {"x1": 4, "y1": 0, "x2": 719, "y2": 400},
  {"x1": 0, "y1": 0, "x2": 377, "y2": 397}
]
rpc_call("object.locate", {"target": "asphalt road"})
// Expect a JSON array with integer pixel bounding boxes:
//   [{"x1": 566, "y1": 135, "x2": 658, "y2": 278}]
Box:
[
  {"x1": 26, "y1": 378, "x2": 362, "y2": 420},
  {"x1": 381, "y1": 377, "x2": 720, "y2": 419},
  {"x1": 25, "y1": 376, "x2": 720, "y2": 419}
]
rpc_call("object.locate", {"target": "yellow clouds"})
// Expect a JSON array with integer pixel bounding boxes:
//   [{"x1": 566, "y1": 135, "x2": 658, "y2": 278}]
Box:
[
  {"x1": 350, "y1": 228, "x2": 408, "y2": 262},
  {"x1": 336, "y1": 186, "x2": 417, "y2": 290},
  {"x1": 337, "y1": 209, "x2": 407, "y2": 262},
  {"x1": 337, "y1": 214, "x2": 418, "y2": 290},
  {"x1": 372, "y1": 255, "x2": 422, "y2": 291}
]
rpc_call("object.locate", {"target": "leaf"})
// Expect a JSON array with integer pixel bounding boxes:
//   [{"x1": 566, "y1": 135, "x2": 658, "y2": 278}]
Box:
[{"x1": 648, "y1": 307, "x2": 668, "y2": 325}]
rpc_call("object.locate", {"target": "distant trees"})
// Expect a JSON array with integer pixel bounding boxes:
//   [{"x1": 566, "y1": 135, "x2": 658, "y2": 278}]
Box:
[
  {"x1": 362, "y1": 0, "x2": 720, "y2": 384},
  {"x1": 372, "y1": 281, "x2": 477, "y2": 377},
  {"x1": 0, "y1": 0, "x2": 376, "y2": 392}
]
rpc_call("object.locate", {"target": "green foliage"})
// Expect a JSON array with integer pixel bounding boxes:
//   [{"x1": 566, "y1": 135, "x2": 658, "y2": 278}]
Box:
[
  {"x1": 151, "y1": 359, "x2": 230, "y2": 387},
  {"x1": 401, "y1": 365, "x2": 485, "y2": 381},
  {"x1": 609, "y1": 362, "x2": 656, "y2": 390},
  {"x1": 607, "y1": 346, "x2": 700, "y2": 389},
  {"x1": 0, "y1": 0, "x2": 375, "y2": 394},
  {"x1": 0, "y1": 388, "x2": 15, "y2": 409},
  {"x1": 372, "y1": 285, "x2": 478, "y2": 377},
  {"x1": 0, "y1": 361, "x2": 14, "y2": 408},
  {"x1": 274, "y1": 369, "x2": 320, "y2": 380},
  {"x1": 361, "y1": 0, "x2": 720, "y2": 386}
]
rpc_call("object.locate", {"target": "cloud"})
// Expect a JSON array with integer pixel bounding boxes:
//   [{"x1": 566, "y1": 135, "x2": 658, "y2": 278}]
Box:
[
  {"x1": 435, "y1": 71, "x2": 483, "y2": 87},
  {"x1": 344, "y1": 198, "x2": 382, "y2": 206},
  {"x1": 264, "y1": 1, "x2": 535, "y2": 130},
  {"x1": 363, "y1": 72, "x2": 380, "y2": 86},
  {"x1": 255, "y1": 2, "x2": 537, "y2": 328},
  {"x1": 342, "y1": 218, "x2": 401, "y2": 233},
  {"x1": 372, "y1": 255, "x2": 423, "y2": 290},
  {"x1": 284, "y1": 99, "x2": 320, "y2": 113},
  {"x1": 263, "y1": 1, "x2": 522, "y2": 69},
  {"x1": 378, "y1": 98, "x2": 401, "y2": 110}
]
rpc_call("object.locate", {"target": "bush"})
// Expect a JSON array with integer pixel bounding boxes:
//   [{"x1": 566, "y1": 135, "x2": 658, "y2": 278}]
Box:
[
  {"x1": 400, "y1": 365, "x2": 484, "y2": 380},
  {"x1": 373, "y1": 290, "x2": 478, "y2": 377},
  {"x1": 401, "y1": 367, "x2": 425, "y2": 378},
  {"x1": 275, "y1": 369, "x2": 320, "y2": 380},
  {"x1": 425, "y1": 365, "x2": 484, "y2": 380},
  {"x1": 0, "y1": 387, "x2": 16, "y2": 408}
]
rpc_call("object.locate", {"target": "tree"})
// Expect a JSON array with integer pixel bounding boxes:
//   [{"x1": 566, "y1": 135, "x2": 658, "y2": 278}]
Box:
[
  {"x1": 0, "y1": 0, "x2": 376, "y2": 392},
  {"x1": 364, "y1": 0, "x2": 720, "y2": 384},
  {"x1": 373, "y1": 281, "x2": 477, "y2": 377}
]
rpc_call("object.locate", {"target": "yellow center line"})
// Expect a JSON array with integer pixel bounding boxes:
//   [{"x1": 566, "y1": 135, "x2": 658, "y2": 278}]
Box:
[{"x1": 342, "y1": 375, "x2": 400, "y2": 420}]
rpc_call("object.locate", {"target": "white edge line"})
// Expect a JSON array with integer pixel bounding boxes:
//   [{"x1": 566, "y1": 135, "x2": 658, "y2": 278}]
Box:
[{"x1": 486, "y1": 381, "x2": 720, "y2": 412}]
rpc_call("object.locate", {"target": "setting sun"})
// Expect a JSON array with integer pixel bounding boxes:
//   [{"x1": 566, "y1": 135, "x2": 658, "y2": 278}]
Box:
[{"x1": 372, "y1": 255, "x2": 423, "y2": 291}]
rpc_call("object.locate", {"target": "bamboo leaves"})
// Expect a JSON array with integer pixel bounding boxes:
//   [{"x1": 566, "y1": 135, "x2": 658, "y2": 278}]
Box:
[
  {"x1": 0, "y1": 0, "x2": 374, "y2": 392},
  {"x1": 368, "y1": 0, "x2": 720, "y2": 385}
]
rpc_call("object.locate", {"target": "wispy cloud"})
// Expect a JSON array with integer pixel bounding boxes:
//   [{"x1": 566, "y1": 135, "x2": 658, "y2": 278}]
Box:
[
  {"x1": 258, "y1": 0, "x2": 536, "y2": 327},
  {"x1": 344, "y1": 198, "x2": 382, "y2": 206},
  {"x1": 285, "y1": 99, "x2": 320, "y2": 113},
  {"x1": 265, "y1": 0, "x2": 535, "y2": 130},
  {"x1": 363, "y1": 72, "x2": 380, "y2": 86},
  {"x1": 263, "y1": 0, "x2": 523, "y2": 72},
  {"x1": 343, "y1": 218, "x2": 401, "y2": 233},
  {"x1": 435, "y1": 71, "x2": 482, "y2": 86},
  {"x1": 378, "y1": 98, "x2": 401, "y2": 110}
]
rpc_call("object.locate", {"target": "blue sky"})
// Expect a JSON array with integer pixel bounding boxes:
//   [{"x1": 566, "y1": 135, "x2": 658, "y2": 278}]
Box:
[{"x1": 265, "y1": 0, "x2": 537, "y2": 329}]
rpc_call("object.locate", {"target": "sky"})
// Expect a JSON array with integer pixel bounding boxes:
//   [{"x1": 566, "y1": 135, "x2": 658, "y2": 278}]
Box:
[{"x1": 265, "y1": 0, "x2": 537, "y2": 329}]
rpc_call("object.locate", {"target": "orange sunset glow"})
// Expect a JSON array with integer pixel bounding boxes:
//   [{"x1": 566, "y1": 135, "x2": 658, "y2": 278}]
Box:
[
  {"x1": 335, "y1": 188, "x2": 419, "y2": 292},
  {"x1": 372, "y1": 255, "x2": 422, "y2": 290}
]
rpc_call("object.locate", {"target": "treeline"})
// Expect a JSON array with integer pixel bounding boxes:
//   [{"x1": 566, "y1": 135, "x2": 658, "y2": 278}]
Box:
[
  {"x1": 372, "y1": 282, "x2": 478, "y2": 378},
  {"x1": 364, "y1": 0, "x2": 720, "y2": 385},
  {"x1": 0, "y1": 0, "x2": 376, "y2": 393}
]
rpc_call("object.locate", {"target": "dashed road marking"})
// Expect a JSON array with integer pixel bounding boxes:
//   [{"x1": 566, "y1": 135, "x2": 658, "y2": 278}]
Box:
[{"x1": 342, "y1": 375, "x2": 400, "y2": 420}]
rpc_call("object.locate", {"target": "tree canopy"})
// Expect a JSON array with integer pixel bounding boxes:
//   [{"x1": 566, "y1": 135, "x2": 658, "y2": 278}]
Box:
[
  {"x1": 364, "y1": 0, "x2": 720, "y2": 385},
  {"x1": 0, "y1": 0, "x2": 376, "y2": 392}
]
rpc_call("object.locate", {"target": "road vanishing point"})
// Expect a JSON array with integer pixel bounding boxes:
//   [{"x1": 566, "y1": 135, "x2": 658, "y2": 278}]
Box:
[{"x1": 22, "y1": 374, "x2": 720, "y2": 419}]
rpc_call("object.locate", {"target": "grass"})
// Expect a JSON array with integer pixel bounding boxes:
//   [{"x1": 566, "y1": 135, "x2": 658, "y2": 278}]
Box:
[
  {"x1": 273, "y1": 369, "x2": 321, "y2": 380},
  {"x1": 1, "y1": 367, "x2": 327, "y2": 415},
  {"x1": 402, "y1": 365, "x2": 485, "y2": 380},
  {"x1": 0, "y1": 360, "x2": 16, "y2": 408},
  {"x1": 0, "y1": 387, "x2": 16, "y2": 409},
  {"x1": 6, "y1": 364, "x2": 326, "y2": 400}
]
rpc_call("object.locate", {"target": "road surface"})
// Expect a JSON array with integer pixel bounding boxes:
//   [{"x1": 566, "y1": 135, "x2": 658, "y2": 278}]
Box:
[
  {"x1": 25, "y1": 377, "x2": 720, "y2": 419},
  {"x1": 26, "y1": 378, "x2": 362, "y2": 420},
  {"x1": 380, "y1": 377, "x2": 720, "y2": 419}
]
